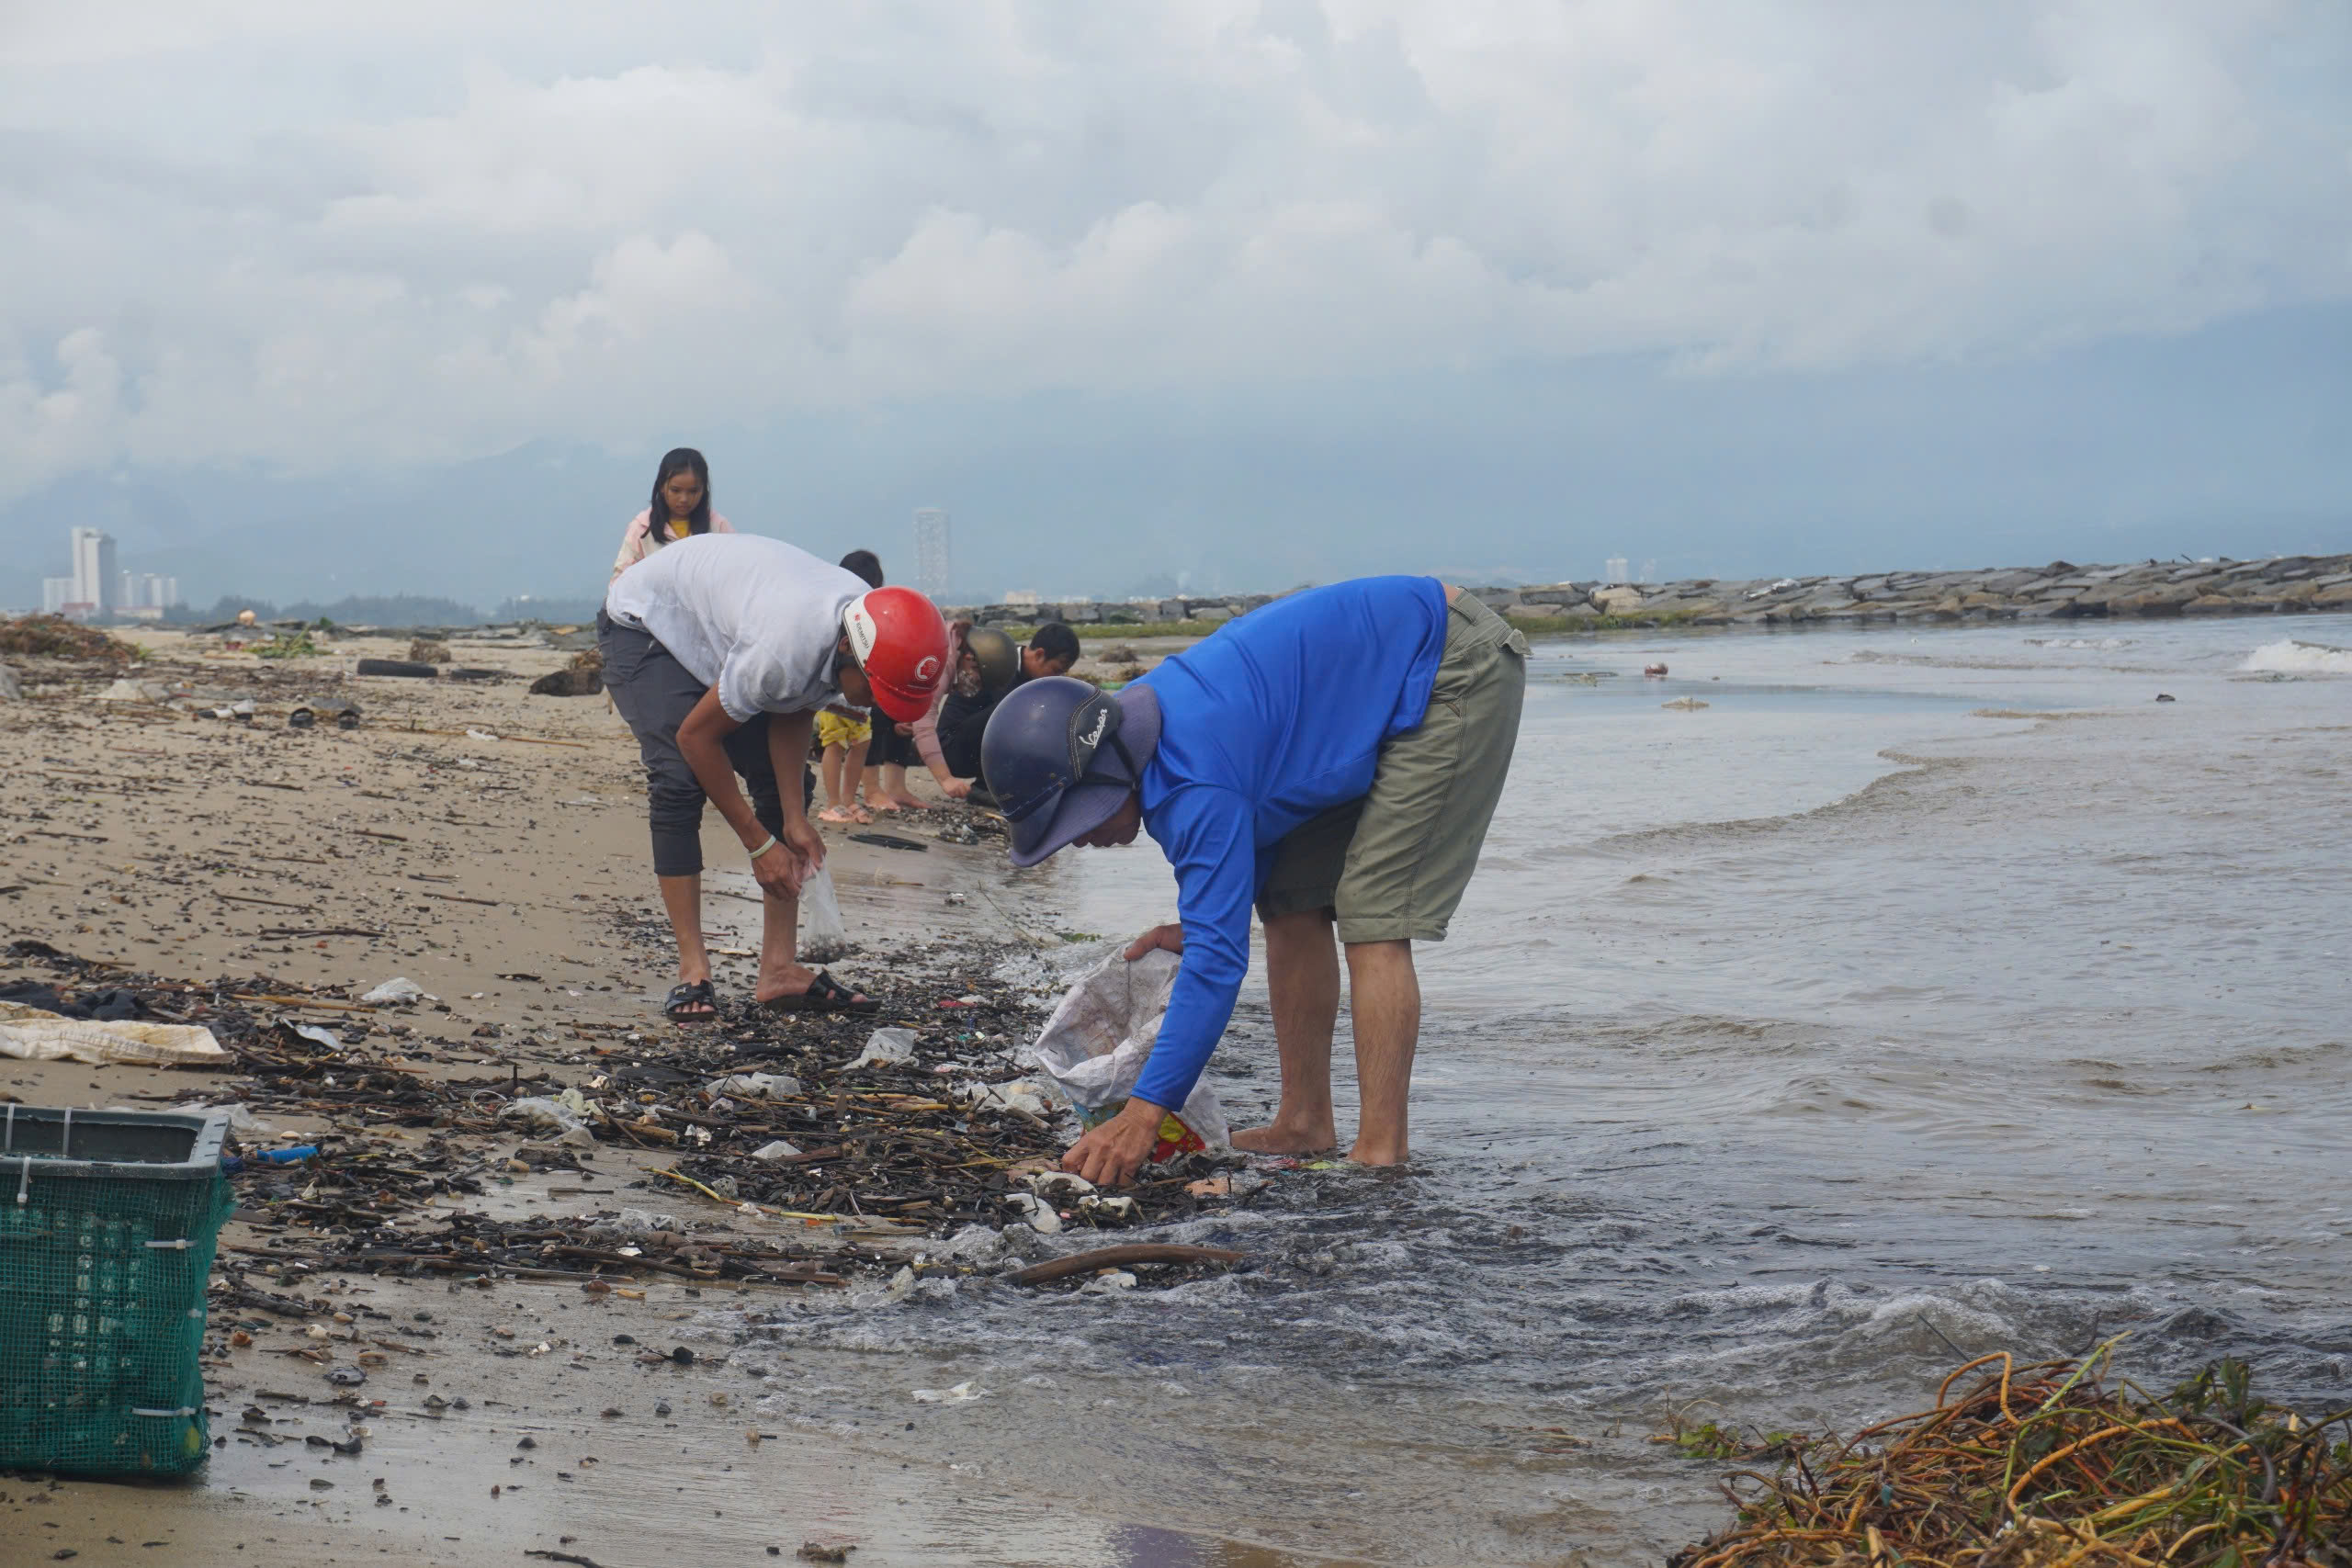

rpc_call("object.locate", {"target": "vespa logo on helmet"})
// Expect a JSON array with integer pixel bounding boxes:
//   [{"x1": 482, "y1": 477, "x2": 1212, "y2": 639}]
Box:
[{"x1": 1076, "y1": 708, "x2": 1109, "y2": 750}]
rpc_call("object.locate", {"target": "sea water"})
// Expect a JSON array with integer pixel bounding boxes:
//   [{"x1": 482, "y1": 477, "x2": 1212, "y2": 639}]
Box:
[{"x1": 735, "y1": 612, "x2": 2352, "y2": 1567}]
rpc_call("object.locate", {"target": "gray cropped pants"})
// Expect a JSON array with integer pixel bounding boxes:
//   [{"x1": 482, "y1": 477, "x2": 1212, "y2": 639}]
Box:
[{"x1": 598, "y1": 611, "x2": 791, "y2": 878}]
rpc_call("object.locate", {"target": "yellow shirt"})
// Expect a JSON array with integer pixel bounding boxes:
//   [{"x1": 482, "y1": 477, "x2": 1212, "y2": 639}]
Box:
[{"x1": 669, "y1": 517, "x2": 695, "y2": 541}]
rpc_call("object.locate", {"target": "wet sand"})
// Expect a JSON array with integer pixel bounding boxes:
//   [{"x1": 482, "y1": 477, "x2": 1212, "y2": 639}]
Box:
[
  {"x1": 9, "y1": 1269, "x2": 1333, "y2": 1568},
  {"x1": 8, "y1": 1265, "x2": 1351, "y2": 1568},
  {"x1": 1, "y1": 628, "x2": 1335, "y2": 1568}
]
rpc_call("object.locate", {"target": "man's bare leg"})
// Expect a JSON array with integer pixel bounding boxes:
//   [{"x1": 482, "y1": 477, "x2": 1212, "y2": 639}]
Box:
[
  {"x1": 752, "y1": 881, "x2": 812, "y2": 1003},
  {"x1": 1232, "y1": 908, "x2": 1341, "y2": 1154},
  {"x1": 657, "y1": 872, "x2": 717, "y2": 1018},
  {"x1": 1342, "y1": 938, "x2": 1419, "y2": 1165}
]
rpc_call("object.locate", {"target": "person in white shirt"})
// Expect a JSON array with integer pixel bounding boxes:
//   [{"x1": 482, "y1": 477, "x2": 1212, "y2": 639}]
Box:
[{"x1": 599, "y1": 533, "x2": 949, "y2": 1021}]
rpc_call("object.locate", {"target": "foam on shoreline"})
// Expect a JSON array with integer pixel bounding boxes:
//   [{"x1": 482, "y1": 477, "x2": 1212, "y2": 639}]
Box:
[{"x1": 2241, "y1": 637, "x2": 2352, "y2": 675}]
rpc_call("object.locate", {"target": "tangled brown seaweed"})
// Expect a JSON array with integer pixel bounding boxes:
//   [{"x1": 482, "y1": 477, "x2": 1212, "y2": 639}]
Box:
[
  {"x1": 1669, "y1": 1347, "x2": 2352, "y2": 1568},
  {"x1": 0, "y1": 615, "x2": 134, "y2": 662}
]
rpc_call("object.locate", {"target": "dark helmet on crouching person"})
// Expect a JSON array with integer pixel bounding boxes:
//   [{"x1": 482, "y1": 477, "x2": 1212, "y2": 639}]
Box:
[
  {"x1": 963, "y1": 626, "x2": 1021, "y2": 695},
  {"x1": 981, "y1": 676, "x2": 1162, "y2": 867}
]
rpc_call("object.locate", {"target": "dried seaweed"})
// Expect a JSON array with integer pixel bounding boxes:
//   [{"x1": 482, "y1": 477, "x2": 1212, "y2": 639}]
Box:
[{"x1": 1669, "y1": 1348, "x2": 2352, "y2": 1568}]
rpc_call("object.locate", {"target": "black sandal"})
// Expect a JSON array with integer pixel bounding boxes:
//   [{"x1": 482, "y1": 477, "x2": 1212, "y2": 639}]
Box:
[
  {"x1": 662, "y1": 979, "x2": 719, "y2": 1023},
  {"x1": 757, "y1": 970, "x2": 878, "y2": 1015}
]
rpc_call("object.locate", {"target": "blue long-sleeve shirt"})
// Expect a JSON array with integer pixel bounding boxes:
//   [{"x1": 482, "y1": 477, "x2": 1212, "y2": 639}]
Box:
[{"x1": 1128, "y1": 576, "x2": 1450, "y2": 1112}]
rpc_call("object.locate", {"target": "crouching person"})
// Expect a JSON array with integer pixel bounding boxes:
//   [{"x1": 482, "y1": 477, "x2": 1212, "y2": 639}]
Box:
[
  {"x1": 980, "y1": 577, "x2": 1527, "y2": 1185},
  {"x1": 599, "y1": 533, "x2": 948, "y2": 1021}
]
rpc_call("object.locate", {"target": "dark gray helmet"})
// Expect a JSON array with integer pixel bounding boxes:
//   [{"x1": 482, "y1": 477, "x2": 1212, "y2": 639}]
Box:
[
  {"x1": 981, "y1": 677, "x2": 1160, "y2": 866},
  {"x1": 964, "y1": 626, "x2": 1019, "y2": 694}
]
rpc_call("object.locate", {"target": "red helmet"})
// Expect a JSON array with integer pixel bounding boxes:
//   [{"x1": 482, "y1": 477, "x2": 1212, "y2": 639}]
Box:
[{"x1": 842, "y1": 586, "x2": 950, "y2": 723}]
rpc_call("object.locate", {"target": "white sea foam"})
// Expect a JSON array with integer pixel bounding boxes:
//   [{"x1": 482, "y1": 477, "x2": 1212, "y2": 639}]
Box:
[
  {"x1": 2024, "y1": 636, "x2": 2133, "y2": 650},
  {"x1": 2240, "y1": 637, "x2": 2352, "y2": 675}
]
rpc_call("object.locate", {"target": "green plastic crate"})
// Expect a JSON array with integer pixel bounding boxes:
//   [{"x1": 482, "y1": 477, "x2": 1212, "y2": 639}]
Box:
[{"x1": 0, "y1": 1105, "x2": 234, "y2": 1476}]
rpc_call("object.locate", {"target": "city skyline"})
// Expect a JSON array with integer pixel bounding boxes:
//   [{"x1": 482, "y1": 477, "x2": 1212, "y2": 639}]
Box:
[{"x1": 39, "y1": 525, "x2": 179, "y2": 619}]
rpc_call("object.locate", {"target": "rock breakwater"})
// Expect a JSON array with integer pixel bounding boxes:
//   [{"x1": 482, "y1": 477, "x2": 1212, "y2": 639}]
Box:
[{"x1": 947, "y1": 552, "x2": 2352, "y2": 632}]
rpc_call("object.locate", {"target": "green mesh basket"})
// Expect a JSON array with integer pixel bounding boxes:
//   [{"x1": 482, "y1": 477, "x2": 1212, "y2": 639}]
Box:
[{"x1": 0, "y1": 1105, "x2": 234, "y2": 1477}]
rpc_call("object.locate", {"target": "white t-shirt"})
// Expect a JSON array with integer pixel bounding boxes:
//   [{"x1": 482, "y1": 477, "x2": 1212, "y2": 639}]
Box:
[{"x1": 604, "y1": 534, "x2": 864, "y2": 722}]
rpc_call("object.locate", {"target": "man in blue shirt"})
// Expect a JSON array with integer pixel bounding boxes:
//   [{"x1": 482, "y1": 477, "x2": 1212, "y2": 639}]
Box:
[{"x1": 981, "y1": 577, "x2": 1528, "y2": 1186}]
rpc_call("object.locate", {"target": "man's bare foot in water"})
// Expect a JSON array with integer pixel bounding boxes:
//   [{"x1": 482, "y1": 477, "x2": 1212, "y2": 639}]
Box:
[{"x1": 1231, "y1": 1118, "x2": 1339, "y2": 1156}]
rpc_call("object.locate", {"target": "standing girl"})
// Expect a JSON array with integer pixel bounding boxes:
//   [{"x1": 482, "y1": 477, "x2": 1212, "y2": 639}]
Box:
[
  {"x1": 611, "y1": 447, "x2": 733, "y2": 580},
  {"x1": 836, "y1": 548, "x2": 934, "y2": 812}
]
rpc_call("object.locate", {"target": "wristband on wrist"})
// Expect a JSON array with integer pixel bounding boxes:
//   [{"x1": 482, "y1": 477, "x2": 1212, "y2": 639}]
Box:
[{"x1": 749, "y1": 835, "x2": 779, "y2": 860}]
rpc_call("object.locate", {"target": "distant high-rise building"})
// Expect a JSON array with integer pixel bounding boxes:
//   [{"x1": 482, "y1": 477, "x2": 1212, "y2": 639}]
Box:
[
  {"x1": 71, "y1": 527, "x2": 118, "y2": 611},
  {"x1": 46, "y1": 529, "x2": 174, "y2": 617},
  {"x1": 912, "y1": 508, "x2": 951, "y2": 604},
  {"x1": 114, "y1": 571, "x2": 176, "y2": 617},
  {"x1": 1605, "y1": 555, "x2": 1629, "y2": 584}
]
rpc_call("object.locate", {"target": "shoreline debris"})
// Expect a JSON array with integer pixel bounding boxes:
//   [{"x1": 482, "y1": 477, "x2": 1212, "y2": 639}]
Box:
[
  {"x1": 0, "y1": 615, "x2": 134, "y2": 663},
  {"x1": 1667, "y1": 1347, "x2": 2352, "y2": 1568},
  {"x1": 528, "y1": 647, "x2": 605, "y2": 697},
  {"x1": 0, "y1": 934, "x2": 1250, "y2": 1293}
]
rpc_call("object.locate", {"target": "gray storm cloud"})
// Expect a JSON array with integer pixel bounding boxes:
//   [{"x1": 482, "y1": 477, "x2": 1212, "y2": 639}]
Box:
[{"x1": 3, "y1": 0, "x2": 2346, "y2": 501}]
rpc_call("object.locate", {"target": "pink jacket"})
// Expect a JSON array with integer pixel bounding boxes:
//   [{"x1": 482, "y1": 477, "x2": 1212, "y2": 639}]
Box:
[
  {"x1": 910, "y1": 621, "x2": 972, "y2": 781},
  {"x1": 609, "y1": 509, "x2": 734, "y2": 581}
]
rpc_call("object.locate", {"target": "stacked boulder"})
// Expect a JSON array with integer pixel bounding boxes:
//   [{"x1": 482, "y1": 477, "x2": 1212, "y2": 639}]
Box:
[
  {"x1": 1497, "y1": 554, "x2": 2352, "y2": 627},
  {"x1": 938, "y1": 554, "x2": 2350, "y2": 633}
]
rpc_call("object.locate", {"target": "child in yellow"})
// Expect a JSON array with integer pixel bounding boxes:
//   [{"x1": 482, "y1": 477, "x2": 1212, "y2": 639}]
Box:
[{"x1": 815, "y1": 705, "x2": 873, "y2": 823}]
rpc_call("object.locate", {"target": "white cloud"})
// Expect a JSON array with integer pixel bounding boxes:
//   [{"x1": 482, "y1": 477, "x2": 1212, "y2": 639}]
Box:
[{"x1": 0, "y1": 0, "x2": 2345, "y2": 496}]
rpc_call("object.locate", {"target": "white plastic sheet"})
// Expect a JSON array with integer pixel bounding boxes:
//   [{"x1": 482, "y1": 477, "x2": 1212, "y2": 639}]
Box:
[
  {"x1": 849, "y1": 1028, "x2": 916, "y2": 1068},
  {"x1": 0, "y1": 1000, "x2": 229, "y2": 1066},
  {"x1": 706, "y1": 1072, "x2": 803, "y2": 1099},
  {"x1": 502, "y1": 1089, "x2": 597, "y2": 1146},
  {"x1": 1027, "y1": 948, "x2": 1228, "y2": 1152}
]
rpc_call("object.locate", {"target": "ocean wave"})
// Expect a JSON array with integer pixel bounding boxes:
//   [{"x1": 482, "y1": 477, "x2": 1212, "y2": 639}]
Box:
[
  {"x1": 2240, "y1": 637, "x2": 2352, "y2": 675},
  {"x1": 1845, "y1": 649, "x2": 2030, "y2": 670},
  {"x1": 2024, "y1": 636, "x2": 2134, "y2": 650}
]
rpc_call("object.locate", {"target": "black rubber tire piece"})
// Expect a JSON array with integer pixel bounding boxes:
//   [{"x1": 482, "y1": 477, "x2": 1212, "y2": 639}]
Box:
[{"x1": 355, "y1": 658, "x2": 436, "y2": 679}]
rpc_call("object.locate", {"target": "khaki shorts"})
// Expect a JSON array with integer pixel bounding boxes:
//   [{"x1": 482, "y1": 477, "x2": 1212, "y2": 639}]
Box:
[{"x1": 1257, "y1": 592, "x2": 1528, "y2": 943}]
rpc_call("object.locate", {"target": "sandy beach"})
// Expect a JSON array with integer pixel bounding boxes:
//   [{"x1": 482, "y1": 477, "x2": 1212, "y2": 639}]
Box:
[{"x1": 1, "y1": 626, "x2": 1264, "y2": 1568}]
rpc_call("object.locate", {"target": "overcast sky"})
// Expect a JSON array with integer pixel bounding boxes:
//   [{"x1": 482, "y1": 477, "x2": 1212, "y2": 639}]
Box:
[{"x1": 3, "y1": 1, "x2": 2347, "y2": 605}]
